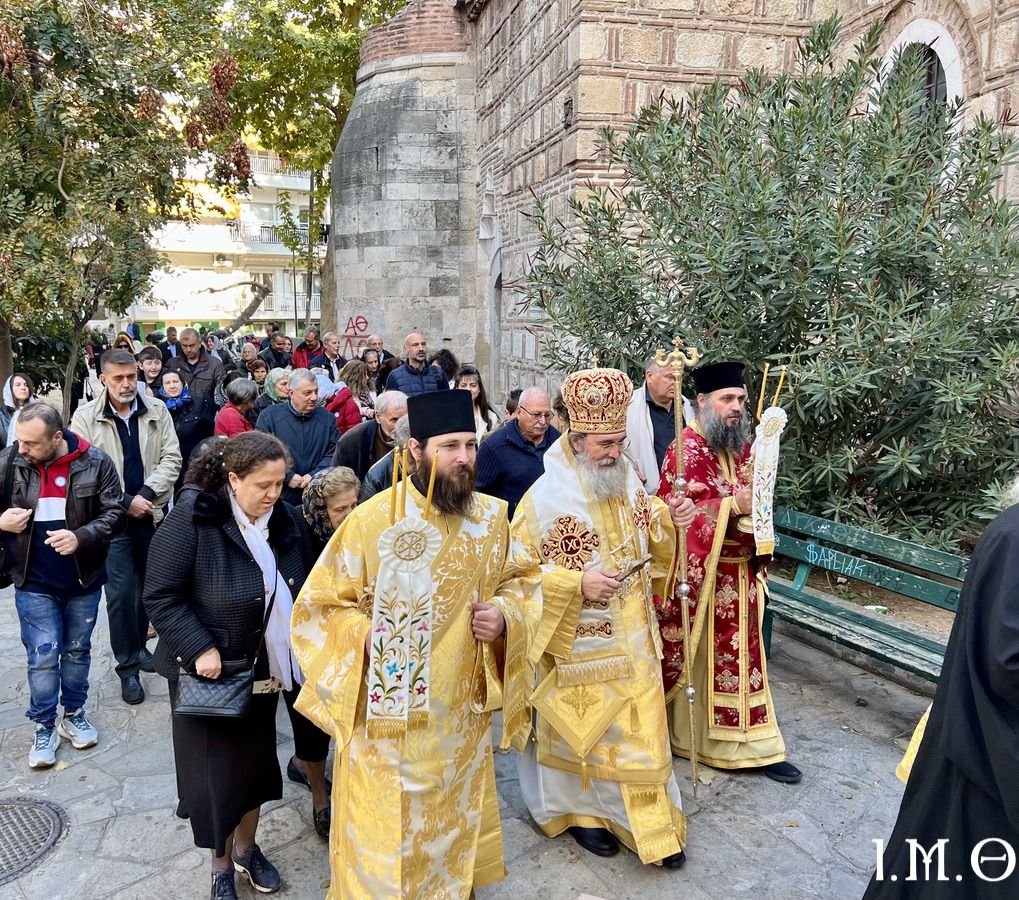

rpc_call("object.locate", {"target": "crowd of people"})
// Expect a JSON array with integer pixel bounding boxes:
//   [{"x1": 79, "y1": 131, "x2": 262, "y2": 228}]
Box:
[{"x1": 0, "y1": 321, "x2": 1015, "y2": 899}]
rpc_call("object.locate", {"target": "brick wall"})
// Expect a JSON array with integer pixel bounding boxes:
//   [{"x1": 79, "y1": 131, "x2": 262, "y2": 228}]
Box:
[{"x1": 360, "y1": 0, "x2": 470, "y2": 65}]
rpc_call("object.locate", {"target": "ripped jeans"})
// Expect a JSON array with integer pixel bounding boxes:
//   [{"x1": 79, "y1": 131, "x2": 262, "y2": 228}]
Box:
[{"x1": 15, "y1": 589, "x2": 102, "y2": 728}]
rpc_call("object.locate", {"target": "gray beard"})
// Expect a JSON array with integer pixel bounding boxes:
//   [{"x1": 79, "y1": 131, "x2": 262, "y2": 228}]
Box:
[
  {"x1": 577, "y1": 455, "x2": 628, "y2": 501},
  {"x1": 699, "y1": 405, "x2": 750, "y2": 455}
]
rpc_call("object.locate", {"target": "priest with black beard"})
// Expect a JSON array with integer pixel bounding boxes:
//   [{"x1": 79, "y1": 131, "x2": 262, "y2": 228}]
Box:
[
  {"x1": 656, "y1": 361, "x2": 801, "y2": 783},
  {"x1": 863, "y1": 483, "x2": 1019, "y2": 898}
]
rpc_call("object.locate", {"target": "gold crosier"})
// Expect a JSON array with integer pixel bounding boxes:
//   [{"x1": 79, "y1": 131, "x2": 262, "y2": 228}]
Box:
[{"x1": 654, "y1": 336, "x2": 702, "y2": 792}]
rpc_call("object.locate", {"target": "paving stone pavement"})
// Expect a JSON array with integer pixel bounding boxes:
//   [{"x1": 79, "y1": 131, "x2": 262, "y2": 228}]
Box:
[{"x1": 0, "y1": 589, "x2": 928, "y2": 899}]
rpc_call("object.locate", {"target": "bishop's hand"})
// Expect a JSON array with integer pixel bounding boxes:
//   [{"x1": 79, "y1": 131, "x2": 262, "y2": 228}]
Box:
[
  {"x1": 582, "y1": 569, "x2": 621, "y2": 603},
  {"x1": 471, "y1": 601, "x2": 505, "y2": 643}
]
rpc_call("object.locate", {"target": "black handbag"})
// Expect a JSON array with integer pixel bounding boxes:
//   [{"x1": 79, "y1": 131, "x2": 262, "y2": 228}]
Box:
[{"x1": 173, "y1": 582, "x2": 278, "y2": 720}]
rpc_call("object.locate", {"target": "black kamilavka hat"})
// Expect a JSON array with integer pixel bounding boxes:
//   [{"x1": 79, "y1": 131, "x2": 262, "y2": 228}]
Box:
[
  {"x1": 692, "y1": 361, "x2": 746, "y2": 395},
  {"x1": 407, "y1": 389, "x2": 476, "y2": 441}
]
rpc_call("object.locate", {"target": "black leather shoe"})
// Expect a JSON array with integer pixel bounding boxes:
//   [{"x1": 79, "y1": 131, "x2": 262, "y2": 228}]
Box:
[
  {"x1": 287, "y1": 756, "x2": 332, "y2": 794},
  {"x1": 761, "y1": 760, "x2": 802, "y2": 784},
  {"x1": 138, "y1": 650, "x2": 156, "y2": 673},
  {"x1": 567, "y1": 826, "x2": 619, "y2": 857},
  {"x1": 313, "y1": 804, "x2": 331, "y2": 839},
  {"x1": 661, "y1": 849, "x2": 687, "y2": 868},
  {"x1": 120, "y1": 675, "x2": 144, "y2": 705}
]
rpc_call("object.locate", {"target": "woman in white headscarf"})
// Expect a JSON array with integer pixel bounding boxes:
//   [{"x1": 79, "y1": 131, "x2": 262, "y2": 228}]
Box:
[{"x1": 0, "y1": 372, "x2": 37, "y2": 448}]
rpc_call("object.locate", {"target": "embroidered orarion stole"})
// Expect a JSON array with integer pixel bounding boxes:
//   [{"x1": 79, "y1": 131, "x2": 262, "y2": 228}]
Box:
[
  {"x1": 291, "y1": 480, "x2": 531, "y2": 899},
  {"x1": 512, "y1": 435, "x2": 679, "y2": 787},
  {"x1": 657, "y1": 423, "x2": 780, "y2": 744}
]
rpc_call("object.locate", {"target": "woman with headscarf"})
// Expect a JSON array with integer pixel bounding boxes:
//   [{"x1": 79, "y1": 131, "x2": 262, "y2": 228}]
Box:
[
  {"x1": 143, "y1": 432, "x2": 319, "y2": 898},
  {"x1": 300, "y1": 466, "x2": 360, "y2": 558},
  {"x1": 252, "y1": 368, "x2": 291, "y2": 420},
  {"x1": 205, "y1": 333, "x2": 233, "y2": 368},
  {"x1": 0, "y1": 373, "x2": 37, "y2": 448}
]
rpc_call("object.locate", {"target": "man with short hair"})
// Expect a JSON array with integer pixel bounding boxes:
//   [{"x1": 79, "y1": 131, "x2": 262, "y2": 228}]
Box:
[
  {"x1": 291, "y1": 325, "x2": 323, "y2": 369},
  {"x1": 656, "y1": 361, "x2": 800, "y2": 784},
  {"x1": 159, "y1": 326, "x2": 180, "y2": 363},
  {"x1": 626, "y1": 355, "x2": 696, "y2": 495},
  {"x1": 385, "y1": 332, "x2": 449, "y2": 396},
  {"x1": 365, "y1": 333, "x2": 394, "y2": 363},
  {"x1": 310, "y1": 331, "x2": 347, "y2": 381},
  {"x1": 508, "y1": 365, "x2": 695, "y2": 867},
  {"x1": 292, "y1": 389, "x2": 530, "y2": 897},
  {"x1": 332, "y1": 390, "x2": 408, "y2": 480},
  {"x1": 0, "y1": 404, "x2": 125, "y2": 767},
  {"x1": 256, "y1": 369, "x2": 339, "y2": 505},
  {"x1": 358, "y1": 414, "x2": 411, "y2": 502},
  {"x1": 476, "y1": 387, "x2": 559, "y2": 518},
  {"x1": 259, "y1": 321, "x2": 279, "y2": 350},
  {"x1": 259, "y1": 329, "x2": 292, "y2": 369},
  {"x1": 71, "y1": 349, "x2": 181, "y2": 704},
  {"x1": 164, "y1": 326, "x2": 225, "y2": 421}
]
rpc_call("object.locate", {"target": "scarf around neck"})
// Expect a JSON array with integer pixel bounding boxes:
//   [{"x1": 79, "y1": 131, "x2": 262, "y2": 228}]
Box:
[{"x1": 228, "y1": 493, "x2": 303, "y2": 690}]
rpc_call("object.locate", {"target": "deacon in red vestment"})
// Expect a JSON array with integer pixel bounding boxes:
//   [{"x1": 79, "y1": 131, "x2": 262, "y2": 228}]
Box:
[{"x1": 656, "y1": 361, "x2": 801, "y2": 783}]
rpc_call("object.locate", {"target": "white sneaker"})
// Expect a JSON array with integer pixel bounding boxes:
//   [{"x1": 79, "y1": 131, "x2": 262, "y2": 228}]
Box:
[
  {"x1": 28, "y1": 724, "x2": 60, "y2": 768},
  {"x1": 58, "y1": 709, "x2": 98, "y2": 749}
]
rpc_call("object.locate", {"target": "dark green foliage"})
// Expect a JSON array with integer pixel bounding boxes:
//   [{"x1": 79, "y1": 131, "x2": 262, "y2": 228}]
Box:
[{"x1": 524, "y1": 18, "x2": 1019, "y2": 546}]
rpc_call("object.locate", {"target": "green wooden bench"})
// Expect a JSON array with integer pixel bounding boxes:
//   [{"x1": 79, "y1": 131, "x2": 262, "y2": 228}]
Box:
[{"x1": 763, "y1": 507, "x2": 969, "y2": 681}]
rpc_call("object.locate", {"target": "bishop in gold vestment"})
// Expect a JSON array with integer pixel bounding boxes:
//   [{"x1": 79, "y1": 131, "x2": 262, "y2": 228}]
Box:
[
  {"x1": 291, "y1": 391, "x2": 530, "y2": 898},
  {"x1": 510, "y1": 367, "x2": 693, "y2": 867}
]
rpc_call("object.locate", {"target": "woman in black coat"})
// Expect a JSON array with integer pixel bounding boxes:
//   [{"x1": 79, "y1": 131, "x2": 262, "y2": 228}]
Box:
[{"x1": 144, "y1": 431, "x2": 322, "y2": 900}]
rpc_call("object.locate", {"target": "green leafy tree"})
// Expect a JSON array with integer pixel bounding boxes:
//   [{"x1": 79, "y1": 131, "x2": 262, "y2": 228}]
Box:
[
  {"x1": 222, "y1": 0, "x2": 406, "y2": 330},
  {"x1": 0, "y1": 0, "x2": 245, "y2": 419},
  {"x1": 524, "y1": 17, "x2": 1019, "y2": 546}
]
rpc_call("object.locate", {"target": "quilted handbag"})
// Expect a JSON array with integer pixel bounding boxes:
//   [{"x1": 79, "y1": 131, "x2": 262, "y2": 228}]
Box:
[{"x1": 173, "y1": 582, "x2": 277, "y2": 720}]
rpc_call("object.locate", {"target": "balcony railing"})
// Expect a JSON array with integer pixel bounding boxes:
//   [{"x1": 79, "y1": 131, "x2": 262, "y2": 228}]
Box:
[
  {"x1": 262, "y1": 293, "x2": 321, "y2": 314},
  {"x1": 248, "y1": 153, "x2": 310, "y2": 179},
  {"x1": 233, "y1": 223, "x2": 328, "y2": 247}
]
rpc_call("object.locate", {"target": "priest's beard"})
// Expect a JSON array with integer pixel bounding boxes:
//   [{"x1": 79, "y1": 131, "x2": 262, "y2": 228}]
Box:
[
  {"x1": 699, "y1": 405, "x2": 751, "y2": 455},
  {"x1": 416, "y1": 452, "x2": 476, "y2": 516},
  {"x1": 1005, "y1": 475, "x2": 1019, "y2": 508},
  {"x1": 576, "y1": 452, "x2": 628, "y2": 502}
]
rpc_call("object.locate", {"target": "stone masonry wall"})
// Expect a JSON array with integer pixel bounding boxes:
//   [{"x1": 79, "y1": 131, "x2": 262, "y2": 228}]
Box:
[{"x1": 329, "y1": 7, "x2": 479, "y2": 364}]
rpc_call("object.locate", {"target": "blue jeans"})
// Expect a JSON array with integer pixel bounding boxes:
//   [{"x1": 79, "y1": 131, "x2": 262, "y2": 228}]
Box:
[{"x1": 15, "y1": 588, "x2": 102, "y2": 728}]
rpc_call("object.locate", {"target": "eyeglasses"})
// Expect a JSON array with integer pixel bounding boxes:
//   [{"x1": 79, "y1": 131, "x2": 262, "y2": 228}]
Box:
[
  {"x1": 589, "y1": 437, "x2": 630, "y2": 452},
  {"x1": 519, "y1": 406, "x2": 553, "y2": 421}
]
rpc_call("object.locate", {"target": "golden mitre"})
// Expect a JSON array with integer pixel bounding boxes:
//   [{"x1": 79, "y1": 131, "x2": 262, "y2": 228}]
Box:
[{"x1": 561, "y1": 366, "x2": 633, "y2": 434}]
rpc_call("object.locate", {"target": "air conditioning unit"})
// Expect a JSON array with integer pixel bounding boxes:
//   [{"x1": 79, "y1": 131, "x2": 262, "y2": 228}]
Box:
[{"x1": 213, "y1": 254, "x2": 233, "y2": 269}]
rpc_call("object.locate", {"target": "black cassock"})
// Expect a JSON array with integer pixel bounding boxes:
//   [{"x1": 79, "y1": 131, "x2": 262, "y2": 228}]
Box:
[{"x1": 864, "y1": 504, "x2": 1019, "y2": 898}]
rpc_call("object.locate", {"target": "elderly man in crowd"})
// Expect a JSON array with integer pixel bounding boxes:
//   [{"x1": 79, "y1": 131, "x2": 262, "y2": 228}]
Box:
[
  {"x1": 163, "y1": 327, "x2": 225, "y2": 425},
  {"x1": 385, "y1": 332, "x2": 448, "y2": 396},
  {"x1": 476, "y1": 386, "x2": 559, "y2": 518},
  {"x1": 507, "y1": 365, "x2": 695, "y2": 868},
  {"x1": 256, "y1": 369, "x2": 339, "y2": 506},
  {"x1": 626, "y1": 354, "x2": 695, "y2": 496},
  {"x1": 656, "y1": 361, "x2": 800, "y2": 784},
  {"x1": 71, "y1": 349, "x2": 181, "y2": 705},
  {"x1": 365, "y1": 333, "x2": 394, "y2": 363},
  {"x1": 331, "y1": 390, "x2": 408, "y2": 480},
  {"x1": 291, "y1": 326, "x2": 324, "y2": 370},
  {"x1": 310, "y1": 331, "x2": 347, "y2": 382}
]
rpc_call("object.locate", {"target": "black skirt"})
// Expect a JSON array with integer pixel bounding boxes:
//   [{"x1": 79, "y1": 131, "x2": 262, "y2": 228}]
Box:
[{"x1": 169, "y1": 682, "x2": 283, "y2": 856}]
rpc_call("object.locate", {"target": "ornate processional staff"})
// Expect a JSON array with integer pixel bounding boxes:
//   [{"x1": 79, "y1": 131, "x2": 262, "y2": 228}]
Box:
[{"x1": 654, "y1": 336, "x2": 702, "y2": 793}]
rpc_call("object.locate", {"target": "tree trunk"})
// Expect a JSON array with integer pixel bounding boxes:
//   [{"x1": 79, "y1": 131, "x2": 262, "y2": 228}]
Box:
[
  {"x1": 62, "y1": 320, "x2": 86, "y2": 423},
  {"x1": 319, "y1": 236, "x2": 336, "y2": 334},
  {"x1": 0, "y1": 317, "x2": 12, "y2": 387},
  {"x1": 221, "y1": 288, "x2": 271, "y2": 336},
  {"x1": 303, "y1": 170, "x2": 316, "y2": 331}
]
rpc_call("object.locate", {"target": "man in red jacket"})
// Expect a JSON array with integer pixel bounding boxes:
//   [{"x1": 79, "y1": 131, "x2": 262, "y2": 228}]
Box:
[{"x1": 291, "y1": 326, "x2": 323, "y2": 369}]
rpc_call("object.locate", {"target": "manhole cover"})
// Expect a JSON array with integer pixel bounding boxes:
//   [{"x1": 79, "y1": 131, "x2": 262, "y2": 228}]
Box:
[{"x1": 0, "y1": 797, "x2": 67, "y2": 886}]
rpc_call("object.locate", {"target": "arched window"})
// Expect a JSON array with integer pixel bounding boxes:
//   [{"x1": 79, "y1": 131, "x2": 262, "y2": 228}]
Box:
[{"x1": 914, "y1": 43, "x2": 947, "y2": 106}]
